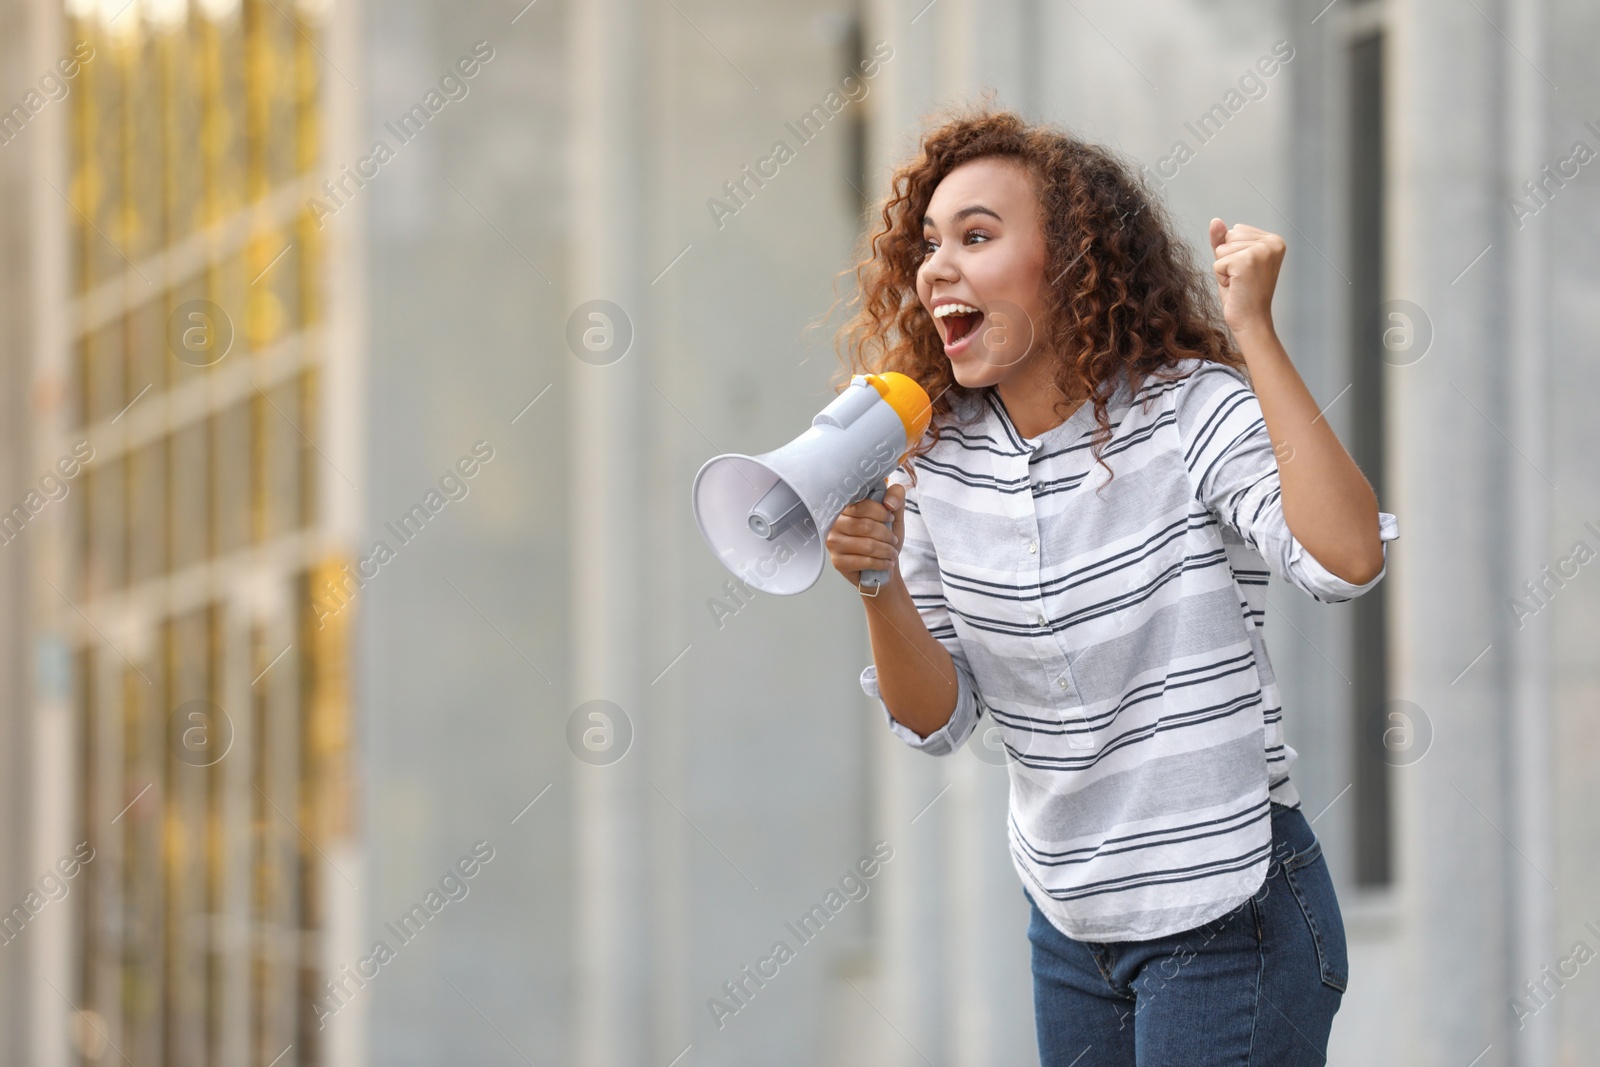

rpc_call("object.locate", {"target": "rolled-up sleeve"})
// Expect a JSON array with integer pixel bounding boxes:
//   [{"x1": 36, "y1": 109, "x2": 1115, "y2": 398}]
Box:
[
  {"x1": 1178, "y1": 363, "x2": 1400, "y2": 605},
  {"x1": 858, "y1": 466, "x2": 985, "y2": 755}
]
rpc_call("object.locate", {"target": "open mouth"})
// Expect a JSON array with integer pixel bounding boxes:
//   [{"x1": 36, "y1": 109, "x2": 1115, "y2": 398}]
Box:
[
  {"x1": 946, "y1": 312, "x2": 982, "y2": 343},
  {"x1": 933, "y1": 303, "x2": 985, "y2": 350}
]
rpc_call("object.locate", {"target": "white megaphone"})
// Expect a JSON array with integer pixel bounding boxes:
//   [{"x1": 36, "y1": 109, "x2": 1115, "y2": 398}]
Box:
[{"x1": 692, "y1": 372, "x2": 932, "y2": 596}]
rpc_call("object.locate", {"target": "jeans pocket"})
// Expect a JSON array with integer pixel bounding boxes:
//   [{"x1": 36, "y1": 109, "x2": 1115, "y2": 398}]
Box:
[{"x1": 1282, "y1": 840, "x2": 1349, "y2": 993}]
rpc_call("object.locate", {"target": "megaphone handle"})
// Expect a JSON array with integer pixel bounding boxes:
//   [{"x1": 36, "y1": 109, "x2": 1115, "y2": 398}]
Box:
[{"x1": 858, "y1": 481, "x2": 893, "y2": 597}]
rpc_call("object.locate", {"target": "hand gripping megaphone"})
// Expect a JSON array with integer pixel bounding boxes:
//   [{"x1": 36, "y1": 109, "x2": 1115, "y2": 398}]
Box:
[{"x1": 691, "y1": 372, "x2": 932, "y2": 596}]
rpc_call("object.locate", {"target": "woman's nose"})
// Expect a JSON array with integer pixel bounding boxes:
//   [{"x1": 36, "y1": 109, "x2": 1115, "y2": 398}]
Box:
[{"x1": 920, "y1": 244, "x2": 957, "y2": 282}]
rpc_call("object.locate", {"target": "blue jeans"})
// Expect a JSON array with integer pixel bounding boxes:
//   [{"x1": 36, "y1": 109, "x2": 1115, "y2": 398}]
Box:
[{"x1": 1025, "y1": 801, "x2": 1346, "y2": 1066}]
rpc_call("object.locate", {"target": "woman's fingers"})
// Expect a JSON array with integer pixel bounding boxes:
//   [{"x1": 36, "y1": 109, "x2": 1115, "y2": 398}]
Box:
[
  {"x1": 833, "y1": 511, "x2": 896, "y2": 542},
  {"x1": 886, "y1": 483, "x2": 906, "y2": 547},
  {"x1": 849, "y1": 494, "x2": 894, "y2": 524},
  {"x1": 827, "y1": 484, "x2": 906, "y2": 581},
  {"x1": 827, "y1": 533, "x2": 896, "y2": 573},
  {"x1": 828, "y1": 522, "x2": 897, "y2": 557},
  {"x1": 835, "y1": 548, "x2": 894, "y2": 571}
]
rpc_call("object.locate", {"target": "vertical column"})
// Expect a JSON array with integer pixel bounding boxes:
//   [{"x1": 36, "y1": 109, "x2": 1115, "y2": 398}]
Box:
[
  {"x1": 1503, "y1": 0, "x2": 1555, "y2": 1064},
  {"x1": 220, "y1": 600, "x2": 252, "y2": 1067},
  {"x1": 316, "y1": 0, "x2": 368, "y2": 1062},
  {"x1": 0, "y1": 0, "x2": 37, "y2": 1060},
  {"x1": 1388, "y1": 0, "x2": 1515, "y2": 1063},
  {"x1": 569, "y1": 0, "x2": 649, "y2": 1064},
  {"x1": 18, "y1": 0, "x2": 74, "y2": 1063}
]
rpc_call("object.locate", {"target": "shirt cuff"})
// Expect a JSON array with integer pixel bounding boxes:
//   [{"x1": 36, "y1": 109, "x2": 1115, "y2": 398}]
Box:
[
  {"x1": 1287, "y1": 510, "x2": 1400, "y2": 602},
  {"x1": 860, "y1": 661, "x2": 981, "y2": 756}
]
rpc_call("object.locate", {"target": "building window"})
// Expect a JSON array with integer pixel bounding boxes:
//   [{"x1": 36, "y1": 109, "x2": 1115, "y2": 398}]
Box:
[
  {"x1": 1347, "y1": 26, "x2": 1393, "y2": 887},
  {"x1": 63, "y1": 2, "x2": 348, "y2": 1064}
]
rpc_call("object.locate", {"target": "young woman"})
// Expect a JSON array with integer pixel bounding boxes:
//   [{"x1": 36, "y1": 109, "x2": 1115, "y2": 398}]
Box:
[{"x1": 824, "y1": 107, "x2": 1398, "y2": 1065}]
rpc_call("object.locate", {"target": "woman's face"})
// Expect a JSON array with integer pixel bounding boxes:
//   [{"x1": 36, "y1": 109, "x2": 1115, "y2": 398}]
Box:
[{"x1": 916, "y1": 156, "x2": 1051, "y2": 389}]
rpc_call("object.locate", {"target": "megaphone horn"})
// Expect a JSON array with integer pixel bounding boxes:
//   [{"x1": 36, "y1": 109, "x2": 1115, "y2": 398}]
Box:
[{"x1": 691, "y1": 372, "x2": 932, "y2": 596}]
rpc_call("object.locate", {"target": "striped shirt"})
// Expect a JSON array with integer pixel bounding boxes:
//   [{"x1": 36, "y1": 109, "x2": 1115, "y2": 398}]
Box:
[{"x1": 859, "y1": 357, "x2": 1399, "y2": 942}]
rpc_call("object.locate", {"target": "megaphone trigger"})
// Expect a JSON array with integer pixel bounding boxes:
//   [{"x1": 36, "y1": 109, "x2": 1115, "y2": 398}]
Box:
[{"x1": 857, "y1": 480, "x2": 893, "y2": 597}]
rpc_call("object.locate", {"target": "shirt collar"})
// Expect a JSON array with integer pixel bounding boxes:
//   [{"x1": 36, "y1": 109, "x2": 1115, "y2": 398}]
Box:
[{"x1": 983, "y1": 366, "x2": 1128, "y2": 456}]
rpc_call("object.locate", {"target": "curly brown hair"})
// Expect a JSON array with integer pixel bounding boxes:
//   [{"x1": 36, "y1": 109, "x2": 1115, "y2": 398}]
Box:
[{"x1": 823, "y1": 102, "x2": 1248, "y2": 489}]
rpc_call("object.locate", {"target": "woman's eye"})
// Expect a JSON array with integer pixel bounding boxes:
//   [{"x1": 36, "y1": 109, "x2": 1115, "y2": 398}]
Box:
[{"x1": 921, "y1": 230, "x2": 989, "y2": 259}]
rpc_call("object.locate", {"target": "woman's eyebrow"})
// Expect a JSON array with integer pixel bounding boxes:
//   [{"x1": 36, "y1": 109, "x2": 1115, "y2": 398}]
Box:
[{"x1": 922, "y1": 204, "x2": 1003, "y2": 227}]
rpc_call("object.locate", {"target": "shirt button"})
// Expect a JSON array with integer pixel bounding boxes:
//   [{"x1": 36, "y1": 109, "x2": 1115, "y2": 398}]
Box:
[
  {"x1": 1027, "y1": 540, "x2": 1037, "y2": 553},
  {"x1": 1057, "y1": 678, "x2": 1069, "y2": 690},
  {"x1": 1035, "y1": 614, "x2": 1046, "y2": 626}
]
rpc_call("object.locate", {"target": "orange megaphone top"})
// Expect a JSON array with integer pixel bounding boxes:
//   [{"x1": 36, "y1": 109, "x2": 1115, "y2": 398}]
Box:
[{"x1": 862, "y1": 372, "x2": 932, "y2": 448}]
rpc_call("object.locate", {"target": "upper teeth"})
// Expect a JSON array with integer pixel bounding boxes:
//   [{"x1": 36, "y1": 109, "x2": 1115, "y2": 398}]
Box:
[{"x1": 933, "y1": 303, "x2": 981, "y2": 318}]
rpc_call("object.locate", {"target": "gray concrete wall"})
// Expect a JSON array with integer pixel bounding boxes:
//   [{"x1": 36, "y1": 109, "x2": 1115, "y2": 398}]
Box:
[{"x1": 354, "y1": 0, "x2": 881, "y2": 1063}]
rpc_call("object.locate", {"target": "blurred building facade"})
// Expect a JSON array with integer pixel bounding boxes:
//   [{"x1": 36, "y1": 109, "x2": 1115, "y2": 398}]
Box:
[
  {"x1": 0, "y1": 0, "x2": 361, "y2": 1064},
  {"x1": 0, "y1": 0, "x2": 1596, "y2": 1065}
]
